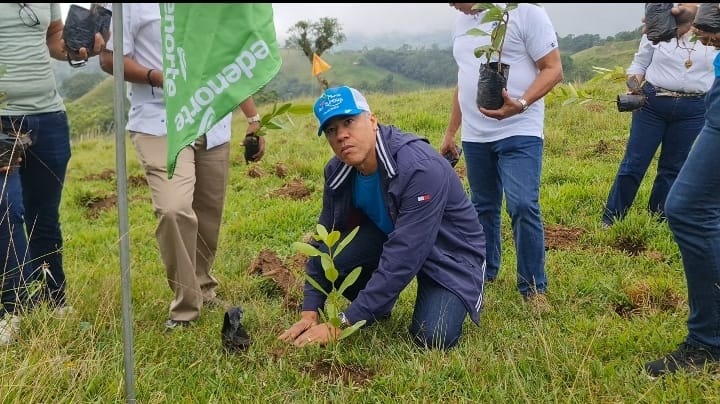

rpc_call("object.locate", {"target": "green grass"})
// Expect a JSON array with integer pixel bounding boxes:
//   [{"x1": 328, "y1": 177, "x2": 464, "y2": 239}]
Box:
[{"x1": 2, "y1": 86, "x2": 719, "y2": 402}]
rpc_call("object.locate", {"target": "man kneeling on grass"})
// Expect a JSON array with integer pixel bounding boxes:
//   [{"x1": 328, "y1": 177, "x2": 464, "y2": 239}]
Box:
[{"x1": 278, "y1": 86, "x2": 487, "y2": 350}]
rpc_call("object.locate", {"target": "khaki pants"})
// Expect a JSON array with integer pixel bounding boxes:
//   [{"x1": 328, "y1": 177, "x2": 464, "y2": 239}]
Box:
[{"x1": 131, "y1": 132, "x2": 229, "y2": 321}]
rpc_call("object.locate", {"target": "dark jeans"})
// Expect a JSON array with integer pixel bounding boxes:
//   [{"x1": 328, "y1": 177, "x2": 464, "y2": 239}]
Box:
[
  {"x1": 462, "y1": 136, "x2": 547, "y2": 296},
  {"x1": 603, "y1": 82, "x2": 705, "y2": 225},
  {"x1": 310, "y1": 222, "x2": 468, "y2": 350},
  {"x1": 664, "y1": 78, "x2": 720, "y2": 354},
  {"x1": 0, "y1": 112, "x2": 71, "y2": 316}
]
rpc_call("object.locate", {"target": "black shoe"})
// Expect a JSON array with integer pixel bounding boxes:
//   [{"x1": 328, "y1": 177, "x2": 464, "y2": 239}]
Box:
[
  {"x1": 165, "y1": 319, "x2": 191, "y2": 331},
  {"x1": 644, "y1": 343, "x2": 719, "y2": 377}
]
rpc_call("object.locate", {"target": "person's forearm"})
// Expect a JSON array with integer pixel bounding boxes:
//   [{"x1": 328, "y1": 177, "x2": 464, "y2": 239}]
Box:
[
  {"x1": 100, "y1": 51, "x2": 163, "y2": 87},
  {"x1": 239, "y1": 98, "x2": 259, "y2": 119},
  {"x1": 445, "y1": 86, "x2": 461, "y2": 137},
  {"x1": 46, "y1": 20, "x2": 67, "y2": 61}
]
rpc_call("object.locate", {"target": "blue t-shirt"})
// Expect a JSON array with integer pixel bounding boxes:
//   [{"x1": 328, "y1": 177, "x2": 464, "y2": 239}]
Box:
[
  {"x1": 353, "y1": 171, "x2": 394, "y2": 235},
  {"x1": 714, "y1": 52, "x2": 720, "y2": 77}
]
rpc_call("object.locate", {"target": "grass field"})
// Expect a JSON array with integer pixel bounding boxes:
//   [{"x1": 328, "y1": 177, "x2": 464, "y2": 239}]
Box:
[{"x1": 1, "y1": 82, "x2": 719, "y2": 402}]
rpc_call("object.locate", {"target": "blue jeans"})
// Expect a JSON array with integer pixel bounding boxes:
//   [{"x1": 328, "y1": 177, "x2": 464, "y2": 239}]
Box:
[
  {"x1": 0, "y1": 171, "x2": 26, "y2": 316},
  {"x1": 309, "y1": 222, "x2": 468, "y2": 350},
  {"x1": 463, "y1": 136, "x2": 547, "y2": 296},
  {"x1": 603, "y1": 82, "x2": 705, "y2": 224},
  {"x1": 664, "y1": 78, "x2": 720, "y2": 355},
  {"x1": 0, "y1": 112, "x2": 71, "y2": 315}
]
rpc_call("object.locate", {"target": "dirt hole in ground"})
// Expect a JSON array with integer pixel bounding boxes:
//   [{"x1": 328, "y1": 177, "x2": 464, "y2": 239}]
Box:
[
  {"x1": 80, "y1": 194, "x2": 117, "y2": 218},
  {"x1": 271, "y1": 179, "x2": 312, "y2": 200},
  {"x1": 128, "y1": 174, "x2": 147, "y2": 187},
  {"x1": 304, "y1": 360, "x2": 375, "y2": 387},
  {"x1": 613, "y1": 282, "x2": 685, "y2": 318},
  {"x1": 247, "y1": 248, "x2": 305, "y2": 309},
  {"x1": 612, "y1": 235, "x2": 647, "y2": 256},
  {"x1": 544, "y1": 224, "x2": 584, "y2": 250},
  {"x1": 274, "y1": 162, "x2": 288, "y2": 178},
  {"x1": 82, "y1": 168, "x2": 115, "y2": 182},
  {"x1": 248, "y1": 166, "x2": 265, "y2": 178},
  {"x1": 594, "y1": 139, "x2": 610, "y2": 155}
]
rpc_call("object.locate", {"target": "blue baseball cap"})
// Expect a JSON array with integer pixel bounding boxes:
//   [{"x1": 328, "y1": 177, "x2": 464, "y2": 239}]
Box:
[{"x1": 313, "y1": 86, "x2": 371, "y2": 136}]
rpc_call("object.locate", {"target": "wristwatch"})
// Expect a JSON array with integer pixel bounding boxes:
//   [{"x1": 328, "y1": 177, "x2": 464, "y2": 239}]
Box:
[
  {"x1": 247, "y1": 114, "x2": 261, "y2": 124},
  {"x1": 517, "y1": 97, "x2": 529, "y2": 113},
  {"x1": 338, "y1": 312, "x2": 350, "y2": 329}
]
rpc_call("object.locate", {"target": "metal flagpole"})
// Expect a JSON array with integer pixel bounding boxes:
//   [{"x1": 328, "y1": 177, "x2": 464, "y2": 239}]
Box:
[{"x1": 110, "y1": 3, "x2": 135, "y2": 402}]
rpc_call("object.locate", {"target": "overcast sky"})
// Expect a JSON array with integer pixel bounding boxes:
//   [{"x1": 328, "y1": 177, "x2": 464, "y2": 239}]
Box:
[{"x1": 62, "y1": 3, "x2": 645, "y2": 40}]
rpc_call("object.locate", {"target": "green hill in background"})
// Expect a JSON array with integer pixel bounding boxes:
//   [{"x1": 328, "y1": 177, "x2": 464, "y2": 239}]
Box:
[
  {"x1": 570, "y1": 39, "x2": 640, "y2": 80},
  {"x1": 65, "y1": 76, "x2": 125, "y2": 137},
  {"x1": 64, "y1": 37, "x2": 642, "y2": 137}
]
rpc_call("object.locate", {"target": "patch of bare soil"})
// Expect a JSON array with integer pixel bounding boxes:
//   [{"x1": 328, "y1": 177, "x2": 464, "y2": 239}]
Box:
[
  {"x1": 247, "y1": 249, "x2": 305, "y2": 309},
  {"x1": 594, "y1": 139, "x2": 611, "y2": 155},
  {"x1": 612, "y1": 235, "x2": 647, "y2": 256},
  {"x1": 248, "y1": 166, "x2": 265, "y2": 178},
  {"x1": 304, "y1": 360, "x2": 375, "y2": 387},
  {"x1": 613, "y1": 282, "x2": 685, "y2": 318},
  {"x1": 271, "y1": 179, "x2": 312, "y2": 200},
  {"x1": 128, "y1": 174, "x2": 147, "y2": 187},
  {"x1": 82, "y1": 168, "x2": 115, "y2": 182},
  {"x1": 274, "y1": 162, "x2": 288, "y2": 178},
  {"x1": 544, "y1": 224, "x2": 584, "y2": 250},
  {"x1": 80, "y1": 194, "x2": 117, "y2": 218}
]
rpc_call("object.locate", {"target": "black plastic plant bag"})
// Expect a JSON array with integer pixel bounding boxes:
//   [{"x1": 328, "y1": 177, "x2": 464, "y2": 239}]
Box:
[
  {"x1": 644, "y1": 3, "x2": 677, "y2": 44},
  {"x1": 221, "y1": 306, "x2": 251, "y2": 353},
  {"x1": 694, "y1": 3, "x2": 720, "y2": 33},
  {"x1": 62, "y1": 4, "x2": 112, "y2": 67},
  {"x1": 243, "y1": 133, "x2": 260, "y2": 164},
  {"x1": 476, "y1": 62, "x2": 510, "y2": 111},
  {"x1": 617, "y1": 94, "x2": 647, "y2": 112}
]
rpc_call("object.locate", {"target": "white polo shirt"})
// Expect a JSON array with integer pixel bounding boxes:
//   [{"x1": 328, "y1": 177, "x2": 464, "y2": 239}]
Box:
[
  {"x1": 106, "y1": 3, "x2": 230, "y2": 149},
  {"x1": 452, "y1": 3, "x2": 558, "y2": 143}
]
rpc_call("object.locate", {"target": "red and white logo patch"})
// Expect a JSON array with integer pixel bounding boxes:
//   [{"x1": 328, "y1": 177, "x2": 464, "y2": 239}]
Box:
[{"x1": 417, "y1": 194, "x2": 431, "y2": 202}]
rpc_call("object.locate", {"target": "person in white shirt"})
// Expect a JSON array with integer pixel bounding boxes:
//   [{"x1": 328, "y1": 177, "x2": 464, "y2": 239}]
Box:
[
  {"x1": 99, "y1": 3, "x2": 264, "y2": 330},
  {"x1": 440, "y1": 3, "x2": 563, "y2": 310},
  {"x1": 602, "y1": 3, "x2": 718, "y2": 227}
]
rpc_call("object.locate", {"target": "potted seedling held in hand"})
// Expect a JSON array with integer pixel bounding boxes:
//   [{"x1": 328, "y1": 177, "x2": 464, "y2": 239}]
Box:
[
  {"x1": 243, "y1": 102, "x2": 313, "y2": 164},
  {"x1": 467, "y1": 3, "x2": 525, "y2": 110},
  {"x1": 292, "y1": 224, "x2": 366, "y2": 343}
]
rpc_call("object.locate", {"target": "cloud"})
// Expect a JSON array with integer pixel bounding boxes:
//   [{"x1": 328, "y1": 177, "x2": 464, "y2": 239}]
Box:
[{"x1": 61, "y1": 3, "x2": 645, "y2": 43}]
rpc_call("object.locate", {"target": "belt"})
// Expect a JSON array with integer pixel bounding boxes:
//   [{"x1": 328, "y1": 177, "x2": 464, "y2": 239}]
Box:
[{"x1": 653, "y1": 85, "x2": 706, "y2": 98}]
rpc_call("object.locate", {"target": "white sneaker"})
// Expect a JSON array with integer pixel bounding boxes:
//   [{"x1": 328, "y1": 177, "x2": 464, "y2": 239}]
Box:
[{"x1": 0, "y1": 315, "x2": 21, "y2": 345}]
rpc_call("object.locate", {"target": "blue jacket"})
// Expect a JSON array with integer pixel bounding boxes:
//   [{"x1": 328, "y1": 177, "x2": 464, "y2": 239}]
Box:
[{"x1": 303, "y1": 124, "x2": 487, "y2": 324}]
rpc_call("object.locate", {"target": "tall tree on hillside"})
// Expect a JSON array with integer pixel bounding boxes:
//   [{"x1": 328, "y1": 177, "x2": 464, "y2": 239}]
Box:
[{"x1": 285, "y1": 17, "x2": 346, "y2": 90}]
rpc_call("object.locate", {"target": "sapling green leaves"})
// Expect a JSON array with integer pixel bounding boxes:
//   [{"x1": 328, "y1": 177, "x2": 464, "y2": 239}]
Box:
[{"x1": 291, "y1": 224, "x2": 367, "y2": 342}]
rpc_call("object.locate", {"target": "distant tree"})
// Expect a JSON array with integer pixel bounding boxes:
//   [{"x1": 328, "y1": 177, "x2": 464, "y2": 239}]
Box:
[
  {"x1": 560, "y1": 53, "x2": 575, "y2": 81},
  {"x1": 285, "y1": 17, "x2": 346, "y2": 63},
  {"x1": 285, "y1": 17, "x2": 346, "y2": 90}
]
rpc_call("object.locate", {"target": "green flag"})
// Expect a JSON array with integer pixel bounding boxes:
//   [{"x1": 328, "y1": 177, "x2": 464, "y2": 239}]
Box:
[{"x1": 160, "y1": 3, "x2": 282, "y2": 177}]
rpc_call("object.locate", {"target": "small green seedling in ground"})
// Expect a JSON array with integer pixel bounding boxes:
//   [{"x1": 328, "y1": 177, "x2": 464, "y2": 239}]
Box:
[{"x1": 292, "y1": 224, "x2": 366, "y2": 341}]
